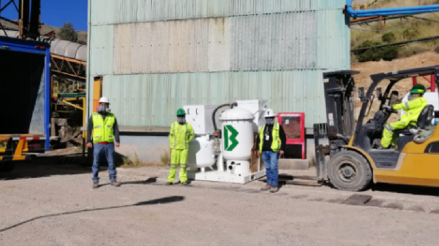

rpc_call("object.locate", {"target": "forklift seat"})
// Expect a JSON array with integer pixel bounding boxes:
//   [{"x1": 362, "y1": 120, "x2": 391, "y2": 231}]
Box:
[{"x1": 394, "y1": 105, "x2": 434, "y2": 136}]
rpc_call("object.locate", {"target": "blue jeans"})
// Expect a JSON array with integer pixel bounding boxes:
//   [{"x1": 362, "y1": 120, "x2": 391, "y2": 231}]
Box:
[
  {"x1": 262, "y1": 151, "x2": 279, "y2": 187},
  {"x1": 92, "y1": 143, "x2": 116, "y2": 183}
]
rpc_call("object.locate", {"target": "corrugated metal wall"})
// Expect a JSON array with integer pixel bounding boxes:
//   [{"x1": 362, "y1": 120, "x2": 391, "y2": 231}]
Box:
[
  {"x1": 87, "y1": 0, "x2": 350, "y2": 129},
  {"x1": 113, "y1": 13, "x2": 317, "y2": 74}
]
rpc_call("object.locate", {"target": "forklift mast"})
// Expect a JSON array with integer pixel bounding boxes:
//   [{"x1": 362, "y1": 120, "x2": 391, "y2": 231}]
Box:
[
  {"x1": 314, "y1": 70, "x2": 359, "y2": 181},
  {"x1": 322, "y1": 71, "x2": 359, "y2": 138}
]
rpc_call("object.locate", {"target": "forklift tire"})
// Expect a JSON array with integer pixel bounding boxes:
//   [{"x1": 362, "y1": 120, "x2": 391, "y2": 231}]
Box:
[
  {"x1": 0, "y1": 161, "x2": 15, "y2": 172},
  {"x1": 328, "y1": 150, "x2": 372, "y2": 192}
]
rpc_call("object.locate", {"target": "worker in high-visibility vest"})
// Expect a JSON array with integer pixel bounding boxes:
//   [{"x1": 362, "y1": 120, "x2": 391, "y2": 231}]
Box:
[
  {"x1": 87, "y1": 96, "x2": 121, "y2": 189},
  {"x1": 379, "y1": 84, "x2": 428, "y2": 149},
  {"x1": 166, "y1": 108, "x2": 195, "y2": 186},
  {"x1": 255, "y1": 109, "x2": 286, "y2": 193}
]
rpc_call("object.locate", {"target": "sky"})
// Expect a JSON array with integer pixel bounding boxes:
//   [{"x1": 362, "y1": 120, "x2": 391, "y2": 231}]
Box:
[{"x1": 1, "y1": 0, "x2": 88, "y2": 31}]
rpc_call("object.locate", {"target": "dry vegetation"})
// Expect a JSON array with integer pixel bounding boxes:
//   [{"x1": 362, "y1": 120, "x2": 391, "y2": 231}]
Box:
[{"x1": 351, "y1": 0, "x2": 439, "y2": 61}]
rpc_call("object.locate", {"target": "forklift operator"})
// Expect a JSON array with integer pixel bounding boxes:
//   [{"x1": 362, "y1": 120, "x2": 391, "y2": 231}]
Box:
[{"x1": 379, "y1": 84, "x2": 428, "y2": 149}]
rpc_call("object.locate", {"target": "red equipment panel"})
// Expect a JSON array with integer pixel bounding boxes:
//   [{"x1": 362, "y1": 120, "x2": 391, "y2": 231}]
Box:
[{"x1": 276, "y1": 112, "x2": 305, "y2": 159}]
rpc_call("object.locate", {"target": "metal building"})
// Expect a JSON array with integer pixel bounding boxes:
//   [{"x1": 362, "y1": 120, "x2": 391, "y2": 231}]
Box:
[{"x1": 87, "y1": 0, "x2": 350, "y2": 161}]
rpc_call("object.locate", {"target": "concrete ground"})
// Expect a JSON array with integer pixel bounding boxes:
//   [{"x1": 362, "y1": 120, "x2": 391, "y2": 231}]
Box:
[{"x1": 1, "y1": 161, "x2": 439, "y2": 246}]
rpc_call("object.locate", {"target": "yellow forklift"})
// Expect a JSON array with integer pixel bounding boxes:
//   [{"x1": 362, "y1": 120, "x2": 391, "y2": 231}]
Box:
[{"x1": 312, "y1": 65, "x2": 439, "y2": 191}]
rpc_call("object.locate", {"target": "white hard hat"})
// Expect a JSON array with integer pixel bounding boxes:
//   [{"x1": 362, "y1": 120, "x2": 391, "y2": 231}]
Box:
[
  {"x1": 264, "y1": 108, "x2": 276, "y2": 118},
  {"x1": 99, "y1": 96, "x2": 110, "y2": 103}
]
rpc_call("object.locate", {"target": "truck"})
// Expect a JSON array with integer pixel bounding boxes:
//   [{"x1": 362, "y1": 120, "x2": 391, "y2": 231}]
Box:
[{"x1": 0, "y1": 36, "x2": 50, "y2": 172}]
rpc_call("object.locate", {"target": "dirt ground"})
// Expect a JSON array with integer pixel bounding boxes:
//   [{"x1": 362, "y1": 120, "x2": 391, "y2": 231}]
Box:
[
  {"x1": 351, "y1": 51, "x2": 439, "y2": 90},
  {"x1": 1, "y1": 160, "x2": 439, "y2": 246}
]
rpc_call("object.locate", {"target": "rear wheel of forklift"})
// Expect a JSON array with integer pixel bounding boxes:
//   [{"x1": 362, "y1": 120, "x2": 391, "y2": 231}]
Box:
[
  {"x1": 0, "y1": 161, "x2": 15, "y2": 172},
  {"x1": 328, "y1": 150, "x2": 372, "y2": 191}
]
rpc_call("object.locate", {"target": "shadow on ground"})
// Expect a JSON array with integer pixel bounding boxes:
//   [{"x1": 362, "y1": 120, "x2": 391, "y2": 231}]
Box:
[
  {"x1": 371, "y1": 183, "x2": 439, "y2": 197},
  {"x1": 0, "y1": 152, "x2": 129, "y2": 180},
  {"x1": 0, "y1": 196, "x2": 184, "y2": 233},
  {"x1": 277, "y1": 173, "x2": 439, "y2": 197}
]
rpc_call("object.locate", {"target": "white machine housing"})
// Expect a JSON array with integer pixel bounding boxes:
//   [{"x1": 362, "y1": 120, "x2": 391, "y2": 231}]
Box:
[
  {"x1": 186, "y1": 100, "x2": 267, "y2": 184},
  {"x1": 235, "y1": 100, "x2": 268, "y2": 132},
  {"x1": 187, "y1": 135, "x2": 216, "y2": 171},
  {"x1": 220, "y1": 107, "x2": 254, "y2": 177},
  {"x1": 183, "y1": 104, "x2": 220, "y2": 135}
]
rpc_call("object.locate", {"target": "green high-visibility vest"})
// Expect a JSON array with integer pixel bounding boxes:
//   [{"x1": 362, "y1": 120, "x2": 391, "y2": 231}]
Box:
[
  {"x1": 92, "y1": 113, "x2": 115, "y2": 143},
  {"x1": 169, "y1": 122, "x2": 195, "y2": 150},
  {"x1": 392, "y1": 97, "x2": 428, "y2": 127},
  {"x1": 258, "y1": 123, "x2": 281, "y2": 152}
]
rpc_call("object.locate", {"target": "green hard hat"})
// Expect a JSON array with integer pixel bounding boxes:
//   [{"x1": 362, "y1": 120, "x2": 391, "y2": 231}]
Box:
[
  {"x1": 176, "y1": 108, "x2": 186, "y2": 116},
  {"x1": 410, "y1": 84, "x2": 426, "y2": 94}
]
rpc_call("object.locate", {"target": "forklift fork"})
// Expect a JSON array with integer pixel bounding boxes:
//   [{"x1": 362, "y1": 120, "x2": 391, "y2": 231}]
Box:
[{"x1": 314, "y1": 123, "x2": 329, "y2": 182}]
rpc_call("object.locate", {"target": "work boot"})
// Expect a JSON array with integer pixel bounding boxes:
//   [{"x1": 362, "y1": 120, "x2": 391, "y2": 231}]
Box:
[
  {"x1": 111, "y1": 181, "x2": 121, "y2": 187},
  {"x1": 270, "y1": 186, "x2": 279, "y2": 193},
  {"x1": 93, "y1": 183, "x2": 99, "y2": 189},
  {"x1": 374, "y1": 139, "x2": 390, "y2": 149},
  {"x1": 166, "y1": 182, "x2": 173, "y2": 185},
  {"x1": 180, "y1": 181, "x2": 189, "y2": 186},
  {"x1": 261, "y1": 184, "x2": 272, "y2": 191}
]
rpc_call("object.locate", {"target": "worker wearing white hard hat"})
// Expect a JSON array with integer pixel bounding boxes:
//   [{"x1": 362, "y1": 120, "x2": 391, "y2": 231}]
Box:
[
  {"x1": 254, "y1": 108, "x2": 286, "y2": 193},
  {"x1": 86, "y1": 96, "x2": 121, "y2": 189}
]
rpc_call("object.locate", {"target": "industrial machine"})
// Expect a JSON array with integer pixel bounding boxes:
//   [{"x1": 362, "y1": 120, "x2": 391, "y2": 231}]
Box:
[
  {"x1": 311, "y1": 65, "x2": 439, "y2": 191},
  {"x1": 186, "y1": 100, "x2": 268, "y2": 184}
]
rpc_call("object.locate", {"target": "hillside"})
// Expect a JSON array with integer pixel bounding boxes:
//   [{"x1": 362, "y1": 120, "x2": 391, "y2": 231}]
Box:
[
  {"x1": 0, "y1": 20, "x2": 87, "y2": 44},
  {"x1": 351, "y1": 51, "x2": 439, "y2": 122},
  {"x1": 351, "y1": 0, "x2": 439, "y2": 61}
]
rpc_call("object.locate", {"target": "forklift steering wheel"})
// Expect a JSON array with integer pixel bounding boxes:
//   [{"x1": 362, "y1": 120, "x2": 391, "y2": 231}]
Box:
[
  {"x1": 387, "y1": 108, "x2": 398, "y2": 114},
  {"x1": 382, "y1": 105, "x2": 397, "y2": 114}
]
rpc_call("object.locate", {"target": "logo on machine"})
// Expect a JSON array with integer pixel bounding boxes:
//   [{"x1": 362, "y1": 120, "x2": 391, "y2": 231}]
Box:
[{"x1": 224, "y1": 125, "x2": 239, "y2": 151}]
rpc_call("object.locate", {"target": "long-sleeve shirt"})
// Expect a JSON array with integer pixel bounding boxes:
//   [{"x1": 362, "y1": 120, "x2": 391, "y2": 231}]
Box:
[
  {"x1": 255, "y1": 124, "x2": 287, "y2": 152},
  {"x1": 86, "y1": 114, "x2": 120, "y2": 143}
]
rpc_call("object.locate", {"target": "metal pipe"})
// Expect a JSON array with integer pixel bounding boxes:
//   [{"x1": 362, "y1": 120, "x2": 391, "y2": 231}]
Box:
[
  {"x1": 61, "y1": 99, "x2": 84, "y2": 111},
  {"x1": 216, "y1": 152, "x2": 224, "y2": 172},
  {"x1": 212, "y1": 103, "x2": 231, "y2": 133},
  {"x1": 346, "y1": 0, "x2": 439, "y2": 18},
  {"x1": 44, "y1": 46, "x2": 50, "y2": 150}
]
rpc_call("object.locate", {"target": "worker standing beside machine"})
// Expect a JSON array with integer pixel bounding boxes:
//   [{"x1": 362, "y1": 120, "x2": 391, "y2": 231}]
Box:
[
  {"x1": 87, "y1": 97, "x2": 121, "y2": 189},
  {"x1": 167, "y1": 108, "x2": 195, "y2": 186},
  {"x1": 255, "y1": 109, "x2": 286, "y2": 193}
]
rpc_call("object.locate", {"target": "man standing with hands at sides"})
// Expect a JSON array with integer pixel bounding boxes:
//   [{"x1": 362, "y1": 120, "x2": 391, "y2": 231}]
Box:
[
  {"x1": 255, "y1": 109, "x2": 286, "y2": 193},
  {"x1": 166, "y1": 108, "x2": 195, "y2": 186},
  {"x1": 87, "y1": 96, "x2": 121, "y2": 189}
]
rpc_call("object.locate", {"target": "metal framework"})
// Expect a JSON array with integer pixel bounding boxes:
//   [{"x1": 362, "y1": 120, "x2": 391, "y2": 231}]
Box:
[
  {"x1": 51, "y1": 54, "x2": 86, "y2": 80},
  {"x1": 0, "y1": 0, "x2": 41, "y2": 38}
]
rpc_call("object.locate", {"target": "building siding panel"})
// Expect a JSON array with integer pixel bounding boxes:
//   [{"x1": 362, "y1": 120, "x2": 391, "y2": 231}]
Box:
[
  {"x1": 88, "y1": 0, "x2": 349, "y2": 129},
  {"x1": 102, "y1": 71, "x2": 326, "y2": 128},
  {"x1": 90, "y1": 0, "x2": 346, "y2": 25},
  {"x1": 113, "y1": 13, "x2": 319, "y2": 74}
]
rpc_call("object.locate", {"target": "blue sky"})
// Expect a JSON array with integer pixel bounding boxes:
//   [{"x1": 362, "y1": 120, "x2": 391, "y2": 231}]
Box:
[{"x1": 1, "y1": 0, "x2": 87, "y2": 31}]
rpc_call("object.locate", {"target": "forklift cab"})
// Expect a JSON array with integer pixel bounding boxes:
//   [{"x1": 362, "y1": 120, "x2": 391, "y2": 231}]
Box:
[
  {"x1": 314, "y1": 65, "x2": 439, "y2": 192},
  {"x1": 352, "y1": 67, "x2": 438, "y2": 169}
]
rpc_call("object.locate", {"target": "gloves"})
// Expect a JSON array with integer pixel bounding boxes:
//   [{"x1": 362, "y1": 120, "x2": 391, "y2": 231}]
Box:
[{"x1": 382, "y1": 105, "x2": 392, "y2": 110}]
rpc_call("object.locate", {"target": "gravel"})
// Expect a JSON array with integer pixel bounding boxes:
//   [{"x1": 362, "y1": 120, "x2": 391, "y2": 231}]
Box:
[{"x1": 1, "y1": 163, "x2": 439, "y2": 246}]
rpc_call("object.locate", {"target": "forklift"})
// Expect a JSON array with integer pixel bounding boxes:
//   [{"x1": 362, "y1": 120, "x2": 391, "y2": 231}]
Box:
[{"x1": 312, "y1": 65, "x2": 439, "y2": 191}]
